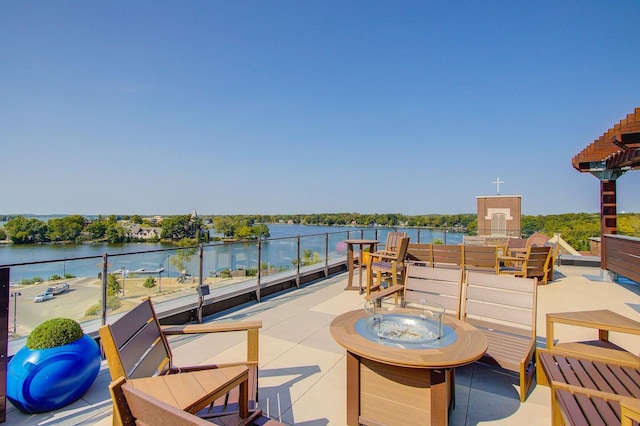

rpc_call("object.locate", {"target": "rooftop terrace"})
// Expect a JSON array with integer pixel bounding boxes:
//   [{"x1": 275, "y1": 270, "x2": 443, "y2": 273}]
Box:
[{"x1": 7, "y1": 263, "x2": 640, "y2": 425}]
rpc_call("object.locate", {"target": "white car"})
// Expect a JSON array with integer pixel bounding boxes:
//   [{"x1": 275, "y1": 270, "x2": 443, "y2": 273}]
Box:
[{"x1": 33, "y1": 292, "x2": 53, "y2": 303}]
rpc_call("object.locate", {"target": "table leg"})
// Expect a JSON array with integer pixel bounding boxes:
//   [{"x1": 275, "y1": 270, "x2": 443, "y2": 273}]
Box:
[
  {"x1": 345, "y1": 243, "x2": 356, "y2": 291},
  {"x1": 346, "y1": 351, "x2": 360, "y2": 426},
  {"x1": 357, "y1": 244, "x2": 363, "y2": 294}
]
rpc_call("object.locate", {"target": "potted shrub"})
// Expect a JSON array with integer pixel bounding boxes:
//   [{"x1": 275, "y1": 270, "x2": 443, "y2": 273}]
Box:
[{"x1": 7, "y1": 318, "x2": 101, "y2": 413}]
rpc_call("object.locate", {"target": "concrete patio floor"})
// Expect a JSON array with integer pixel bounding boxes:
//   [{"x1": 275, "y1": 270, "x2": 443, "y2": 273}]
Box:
[{"x1": 7, "y1": 264, "x2": 640, "y2": 425}]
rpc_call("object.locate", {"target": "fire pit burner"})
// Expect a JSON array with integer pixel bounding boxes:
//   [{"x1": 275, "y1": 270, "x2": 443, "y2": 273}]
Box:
[{"x1": 355, "y1": 300, "x2": 458, "y2": 349}]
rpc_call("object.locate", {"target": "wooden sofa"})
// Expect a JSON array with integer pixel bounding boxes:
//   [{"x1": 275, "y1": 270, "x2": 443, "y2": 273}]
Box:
[{"x1": 406, "y1": 243, "x2": 501, "y2": 275}]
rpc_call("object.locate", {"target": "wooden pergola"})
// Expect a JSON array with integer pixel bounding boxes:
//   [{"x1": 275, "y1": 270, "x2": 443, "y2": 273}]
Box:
[{"x1": 572, "y1": 107, "x2": 640, "y2": 277}]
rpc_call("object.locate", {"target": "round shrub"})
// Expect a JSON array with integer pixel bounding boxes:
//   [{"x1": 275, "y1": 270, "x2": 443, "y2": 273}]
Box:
[{"x1": 26, "y1": 318, "x2": 83, "y2": 350}]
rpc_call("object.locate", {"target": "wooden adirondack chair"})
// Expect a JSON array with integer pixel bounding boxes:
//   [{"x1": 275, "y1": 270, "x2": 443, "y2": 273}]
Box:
[{"x1": 99, "y1": 298, "x2": 262, "y2": 426}]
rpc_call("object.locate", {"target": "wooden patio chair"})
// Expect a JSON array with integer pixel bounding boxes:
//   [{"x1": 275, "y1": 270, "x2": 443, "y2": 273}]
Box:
[
  {"x1": 366, "y1": 236, "x2": 410, "y2": 296},
  {"x1": 366, "y1": 264, "x2": 463, "y2": 318},
  {"x1": 461, "y1": 271, "x2": 538, "y2": 402},
  {"x1": 99, "y1": 298, "x2": 262, "y2": 426},
  {"x1": 499, "y1": 245, "x2": 553, "y2": 284}
]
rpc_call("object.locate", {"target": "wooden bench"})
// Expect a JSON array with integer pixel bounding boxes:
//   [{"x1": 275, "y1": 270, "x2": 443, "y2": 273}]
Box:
[
  {"x1": 538, "y1": 348, "x2": 640, "y2": 425},
  {"x1": 461, "y1": 271, "x2": 538, "y2": 402},
  {"x1": 554, "y1": 383, "x2": 640, "y2": 426},
  {"x1": 406, "y1": 243, "x2": 432, "y2": 265}
]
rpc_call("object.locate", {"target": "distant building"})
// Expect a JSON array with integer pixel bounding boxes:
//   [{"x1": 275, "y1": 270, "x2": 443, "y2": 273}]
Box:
[
  {"x1": 476, "y1": 195, "x2": 522, "y2": 238},
  {"x1": 126, "y1": 224, "x2": 162, "y2": 240}
]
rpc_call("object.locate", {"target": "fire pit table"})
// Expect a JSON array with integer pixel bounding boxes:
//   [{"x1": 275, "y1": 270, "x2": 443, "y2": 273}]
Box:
[{"x1": 330, "y1": 304, "x2": 487, "y2": 426}]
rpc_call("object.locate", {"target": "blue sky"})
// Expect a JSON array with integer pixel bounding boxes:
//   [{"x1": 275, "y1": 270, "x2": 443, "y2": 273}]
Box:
[{"x1": 2, "y1": 1, "x2": 639, "y2": 216}]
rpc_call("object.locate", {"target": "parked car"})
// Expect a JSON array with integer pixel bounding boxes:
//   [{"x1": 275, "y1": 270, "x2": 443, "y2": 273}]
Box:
[
  {"x1": 51, "y1": 283, "x2": 69, "y2": 294},
  {"x1": 33, "y1": 292, "x2": 53, "y2": 303}
]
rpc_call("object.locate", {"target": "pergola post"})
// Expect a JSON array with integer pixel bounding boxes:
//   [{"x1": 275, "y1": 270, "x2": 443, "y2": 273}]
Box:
[{"x1": 600, "y1": 180, "x2": 618, "y2": 281}]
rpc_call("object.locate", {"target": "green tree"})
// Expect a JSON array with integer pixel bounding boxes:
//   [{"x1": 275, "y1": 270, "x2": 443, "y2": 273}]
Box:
[
  {"x1": 86, "y1": 220, "x2": 107, "y2": 240},
  {"x1": 213, "y1": 217, "x2": 237, "y2": 238},
  {"x1": 46, "y1": 215, "x2": 85, "y2": 242},
  {"x1": 105, "y1": 223, "x2": 127, "y2": 243},
  {"x1": 130, "y1": 214, "x2": 143, "y2": 224},
  {"x1": 162, "y1": 215, "x2": 204, "y2": 240},
  {"x1": 171, "y1": 238, "x2": 198, "y2": 275},
  {"x1": 4, "y1": 216, "x2": 48, "y2": 244},
  {"x1": 143, "y1": 276, "x2": 156, "y2": 289},
  {"x1": 107, "y1": 273, "x2": 122, "y2": 297},
  {"x1": 0, "y1": 228, "x2": 6, "y2": 240}
]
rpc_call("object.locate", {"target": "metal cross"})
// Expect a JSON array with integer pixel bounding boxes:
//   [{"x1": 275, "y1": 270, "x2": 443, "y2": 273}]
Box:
[{"x1": 492, "y1": 177, "x2": 504, "y2": 195}]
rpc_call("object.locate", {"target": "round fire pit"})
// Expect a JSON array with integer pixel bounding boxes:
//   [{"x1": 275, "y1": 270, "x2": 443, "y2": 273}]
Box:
[{"x1": 356, "y1": 300, "x2": 457, "y2": 349}]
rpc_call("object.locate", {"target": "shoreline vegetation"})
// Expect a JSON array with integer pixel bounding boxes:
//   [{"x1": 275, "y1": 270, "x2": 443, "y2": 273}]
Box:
[{"x1": 1, "y1": 212, "x2": 639, "y2": 252}]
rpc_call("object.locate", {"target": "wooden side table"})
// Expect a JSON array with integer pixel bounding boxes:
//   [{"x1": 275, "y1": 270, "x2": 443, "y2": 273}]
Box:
[
  {"x1": 545, "y1": 309, "x2": 640, "y2": 365},
  {"x1": 343, "y1": 239, "x2": 378, "y2": 294}
]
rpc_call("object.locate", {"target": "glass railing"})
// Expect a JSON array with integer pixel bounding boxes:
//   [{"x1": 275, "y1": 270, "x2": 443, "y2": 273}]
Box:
[{"x1": 0, "y1": 226, "x2": 467, "y2": 354}]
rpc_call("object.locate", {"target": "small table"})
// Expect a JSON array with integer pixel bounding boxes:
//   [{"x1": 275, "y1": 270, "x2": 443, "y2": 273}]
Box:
[
  {"x1": 330, "y1": 309, "x2": 487, "y2": 426},
  {"x1": 545, "y1": 309, "x2": 640, "y2": 364},
  {"x1": 343, "y1": 239, "x2": 378, "y2": 293},
  {"x1": 127, "y1": 366, "x2": 249, "y2": 417}
]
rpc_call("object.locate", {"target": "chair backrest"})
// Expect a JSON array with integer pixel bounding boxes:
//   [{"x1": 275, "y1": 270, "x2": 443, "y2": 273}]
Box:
[
  {"x1": 430, "y1": 244, "x2": 463, "y2": 268},
  {"x1": 382, "y1": 231, "x2": 408, "y2": 253},
  {"x1": 109, "y1": 377, "x2": 211, "y2": 426},
  {"x1": 524, "y1": 246, "x2": 552, "y2": 279},
  {"x1": 403, "y1": 264, "x2": 463, "y2": 318},
  {"x1": 461, "y1": 271, "x2": 537, "y2": 337},
  {"x1": 99, "y1": 298, "x2": 172, "y2": 381},
  {"x1": 462, "y1": 245, "x2": 499, "y2": 274}
]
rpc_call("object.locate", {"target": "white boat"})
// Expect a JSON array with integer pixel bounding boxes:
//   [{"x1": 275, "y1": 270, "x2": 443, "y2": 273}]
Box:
[{"x1": 130, "y1": 267, "x2": 165, "y2": 274}]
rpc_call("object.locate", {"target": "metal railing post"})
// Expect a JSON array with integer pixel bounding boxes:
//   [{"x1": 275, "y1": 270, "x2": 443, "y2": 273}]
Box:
[
  {"x1": 102, "y1": 253, "x2": 108, "y2": 325},
  {"x1": 198, "y1": 244, "x2": 204, "y2": 287},
  {"x1": 256, "y1": 237, "x2": 262, "y2": 302},
  {"x1": 324, "y1": 233, "x2": 329, "y2": 278},
  {"x1": 296, "y1": 236, "x2": 301, "y2": 288}
]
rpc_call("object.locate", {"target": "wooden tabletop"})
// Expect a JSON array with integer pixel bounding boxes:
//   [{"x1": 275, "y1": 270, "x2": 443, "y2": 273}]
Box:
[
  {"x1": 127, "y1": 366, "x2": 249, "y2": 414},
  {"x1": 547, "y1": 309, "x2": 640, "y2": 334},
  {"x1": 330, "y1": 309, "x2": 487, "y2": 369}
]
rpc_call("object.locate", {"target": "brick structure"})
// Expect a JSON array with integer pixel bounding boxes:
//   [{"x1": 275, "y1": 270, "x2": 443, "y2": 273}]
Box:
[{"x1": 476, "y1": 195, "x2": 522, "y2": 237}]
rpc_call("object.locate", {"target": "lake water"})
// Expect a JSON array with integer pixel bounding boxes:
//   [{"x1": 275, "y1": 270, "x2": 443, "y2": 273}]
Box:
[{"x1": 0, "y1": 224, "x2": 463, "y2": 282}]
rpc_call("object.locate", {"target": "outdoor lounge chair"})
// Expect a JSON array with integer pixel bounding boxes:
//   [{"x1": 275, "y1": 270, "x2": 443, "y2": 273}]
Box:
[{"x1": 99, "y1": 298, "x2": 262, "y2": 426}]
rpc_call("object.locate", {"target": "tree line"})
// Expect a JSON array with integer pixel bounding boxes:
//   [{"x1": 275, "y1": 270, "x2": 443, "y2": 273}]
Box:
[{"x1": 2, "y1": 212, "x2": 639, "y2": 252}]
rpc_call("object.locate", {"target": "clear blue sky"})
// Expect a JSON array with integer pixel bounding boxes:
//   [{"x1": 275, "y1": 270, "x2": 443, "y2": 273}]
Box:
[{"x1": 2, "y1": 1, "x2": 639, "y2": 216}]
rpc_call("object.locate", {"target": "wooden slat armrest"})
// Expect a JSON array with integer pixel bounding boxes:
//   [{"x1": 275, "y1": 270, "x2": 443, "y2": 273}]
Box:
[
  {"x1": 162, "y1": 320, "x2": 263, "y2": 335},
  {"x1": 364, "y1": 285, "x2": 403, "y2": 302},
  {"x1": 369, "y1": 252, "x2": 397, "y2": 262}
]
